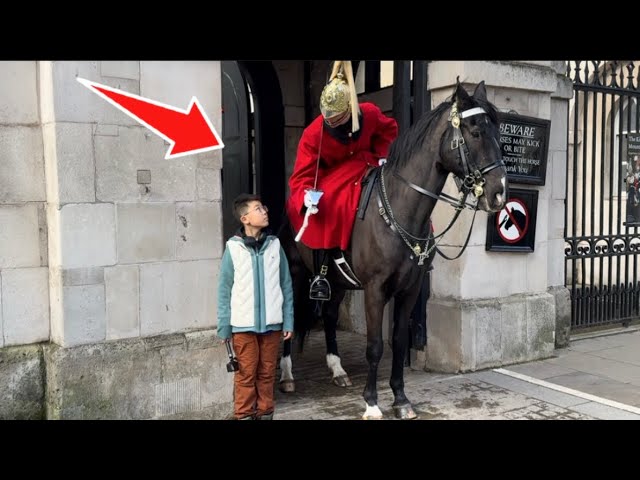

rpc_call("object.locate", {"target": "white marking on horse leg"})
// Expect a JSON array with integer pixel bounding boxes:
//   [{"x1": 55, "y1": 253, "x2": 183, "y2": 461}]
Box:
[
  {"x1": 362, "y1": 403, "x2": 383, "y2": 420},
  {"x1": 280, "y1": 355, "x2": 293, "y2": 382},
  {"x1": 326, "y1": 353, "x2": 347, "y2": 378}
]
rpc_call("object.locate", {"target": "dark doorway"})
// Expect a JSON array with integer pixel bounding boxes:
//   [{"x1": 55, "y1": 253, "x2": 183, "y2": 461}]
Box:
[
  {"x1": 221, "y1": 61, "x2": 252, "y2": 241},
  {"x1": 220, "y1": 61, "x2": 285, "y2": 240}
]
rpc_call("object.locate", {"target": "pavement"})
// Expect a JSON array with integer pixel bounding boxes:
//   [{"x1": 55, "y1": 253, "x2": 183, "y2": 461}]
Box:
[{"x1": 274, "y1": 326, "x2": 640, "y2": 420}]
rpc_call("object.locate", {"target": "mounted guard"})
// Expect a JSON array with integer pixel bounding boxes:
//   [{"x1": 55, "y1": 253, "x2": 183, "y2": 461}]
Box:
[{"x1": 286, "y1": 60, "x2": 399, "y2": 301}]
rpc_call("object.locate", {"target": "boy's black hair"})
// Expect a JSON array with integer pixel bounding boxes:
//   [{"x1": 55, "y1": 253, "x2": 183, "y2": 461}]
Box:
[{"x1": 233, "y1": 193, "x2": 262, "y2": 223}]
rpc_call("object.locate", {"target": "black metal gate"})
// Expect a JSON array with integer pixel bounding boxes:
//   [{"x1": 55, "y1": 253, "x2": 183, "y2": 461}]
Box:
[{"x1": 566, "y1": 61, "x2": 640, "y2": 330}]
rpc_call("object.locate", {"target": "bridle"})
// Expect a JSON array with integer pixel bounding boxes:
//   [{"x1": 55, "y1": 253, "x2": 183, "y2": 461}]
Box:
[{"x1": 377, "y1": 102, "x2": 505, "y2": 265}]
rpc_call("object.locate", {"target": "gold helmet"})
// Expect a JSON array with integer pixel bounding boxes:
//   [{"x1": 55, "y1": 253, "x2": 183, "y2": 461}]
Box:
[{"x1": 319, "y1": 61, "x2": 360, "y2": 132}]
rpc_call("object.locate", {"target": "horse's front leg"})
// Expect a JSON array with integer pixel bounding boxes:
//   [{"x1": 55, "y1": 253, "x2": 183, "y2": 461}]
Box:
[
  {"x1": 279, "y1": 338, "x2": 295, "y2": 393},
  {"x1": 390, "y1": 284, "x2": 423, "y2": 420},
  {"x1": 362, "y1": 285, "x2": 386, "y2": 420},
  {"x1": 322, "y1": 289, "x2": 352, "y2": 387}
]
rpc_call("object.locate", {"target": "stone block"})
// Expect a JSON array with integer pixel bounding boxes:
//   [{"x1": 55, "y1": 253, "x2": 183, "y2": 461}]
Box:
[
  {"x1": 429, "y1": 61, "x2": 558, "y2": 93},
  {"x1": 551, "y1": 150, "x2": 568, "y2": 201},
  {"x1": 95, "y1": 125, "x2": 197, "y2": 202},
  {"x1": 0, "y1": 345, "x2": 44, "y2": 419},
  {"x1": 197, "y1": 149, "x2": 222, "y2": 170},
  {"x1": 100, "y1": 61, "x2": 140, "y2": 80},
  {"x1": 60, "y1": 284, "x2": 106, "y2": 347},
  {"x1": 0, "y1": 204, "x2": 41, "y2": 268},
  {"x1": 58, "y1": 203, "x2": 116, "y2": 268},
  {"x1": 37, "y1": 204, "x2": 48, "y2": 267},
  {"x1": 473, "y1": 303, "x2": 502, "y2": 368},
  {"x1": 1, "y1": 267, "x2": 49, "y2": 346},
  {"x1": 62, "y1": 267, "x2": 104, "y2": 286},
  {"x1": 185, "y1": 330, "x2": 217, "y2": 350},
  {"x1": 116, "y1": 203, "x2": 176, "y2": 263},
  {"x1": 140, "y1": 260, "x2": 218, "y2": 336},
  {"x1": 500, "y1": 298, "x2": 528, "y2": 363},
  {"x1": 43, "y1": 122, "x2": 95, "y2": 204},
  {"x1": 196, "y1": 168, "x2": 220, "y2": 201},
  {"x1": 44, "y1": 331, "x2": 232, "y2": 419},
  {"x1": 526, "y1": 293, "x2": 556, "y2": 359},
  {"x1": 0, "y1": 283, "x2": 3, "y2": 347},
  {"x1": 140, "y1": 61, "x2": 221, "y2": 134},
  {"x1": 494, "y1": 88, "x2": 531, "y2": 116},
  {"x1": 549, "y1": 285, "x2": 571, "y2": 348},
  {"x1": 39, "y1": 61, "x2": 139, "y2": 125},
  {"x1": 550, "y1": 99, "x2": 568, "y2": 152},
  {"x1": 158, "y1": 341, "x2": 233, "y2": 416},
  {"x1": 525, "y1": 241, "x2": 548, "y2": 293},
  {"x1": 105, "y1": 265, "x2": 139, "y2": 341},
  {"x1": 425, "y1": 299, "x2": 462, "y2": 373},
  {"x1": 528, "y1": 92, "x2": 551, "y2": 119},
  {"x1": 176, "y1": 202, "x2": 221, "y2": 260},
  {"x1": 0, "y1": 126, "x2": 45, "y2": 203},
  {"x1": 0, "y1": 61, "x2": 38, "y2": 124},
  {"x1": 547, "y1": 238, "x2": 566, "y2": 288},
  {"x1": 45, "y1": 339, "x2": 161, "y2": 419},
  {"x1": 461, "y1": 245, "x2": 527, "y2": 299}
]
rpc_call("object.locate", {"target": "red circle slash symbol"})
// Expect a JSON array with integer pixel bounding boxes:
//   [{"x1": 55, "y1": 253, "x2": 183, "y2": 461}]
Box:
[{"x1": 496, "y1": 199, "x2": 529, "y2": 243}]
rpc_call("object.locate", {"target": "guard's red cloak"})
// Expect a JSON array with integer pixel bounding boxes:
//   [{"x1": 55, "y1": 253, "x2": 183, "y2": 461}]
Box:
[{"x1": 286, "y1": 102, "x2": 398, "y2": 250}]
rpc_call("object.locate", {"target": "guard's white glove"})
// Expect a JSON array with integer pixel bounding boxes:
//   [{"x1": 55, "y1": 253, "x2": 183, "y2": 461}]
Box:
[
  {"x1": 378, "y1": 158, "x2": 387, "y2": 166},
  {"x1": 304, "y1": 191, "x2": 314, "y2": 208}
]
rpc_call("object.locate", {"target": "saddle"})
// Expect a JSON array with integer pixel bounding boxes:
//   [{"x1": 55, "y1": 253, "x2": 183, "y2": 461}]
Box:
[{"x1": 308, "y1": 168, "x2": 381, "y2": 301}]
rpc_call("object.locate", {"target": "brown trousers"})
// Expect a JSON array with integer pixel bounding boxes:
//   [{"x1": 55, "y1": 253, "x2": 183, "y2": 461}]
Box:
[{"x1": 232, "y1": 330, "x2": 281, "y2": 419}]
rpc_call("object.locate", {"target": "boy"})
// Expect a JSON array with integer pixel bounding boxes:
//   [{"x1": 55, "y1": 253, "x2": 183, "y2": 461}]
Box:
[{"x1": 217, "y1": 193, "x2": 294, "y2": 420}]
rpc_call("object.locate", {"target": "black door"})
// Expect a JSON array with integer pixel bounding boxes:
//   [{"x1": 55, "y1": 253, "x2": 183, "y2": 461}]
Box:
[{"x1": 221, "y1": 61, "x2": 252, "y2": 241}]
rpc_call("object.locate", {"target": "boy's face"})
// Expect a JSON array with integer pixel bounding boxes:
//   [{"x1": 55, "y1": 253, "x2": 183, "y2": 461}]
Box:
[{"x1": 241, "y1": 201, "x2": 269, "y2": 228}]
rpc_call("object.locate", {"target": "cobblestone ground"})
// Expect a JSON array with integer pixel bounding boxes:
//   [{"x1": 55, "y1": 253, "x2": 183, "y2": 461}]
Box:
[{"x1": 274, "y1": 330, "x2": 594, "y2": 420}]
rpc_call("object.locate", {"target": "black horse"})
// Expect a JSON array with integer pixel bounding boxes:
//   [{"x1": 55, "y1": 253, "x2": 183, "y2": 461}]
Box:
[{"x1": 278, "y1": 81, "x2": 508, "y2": 419}]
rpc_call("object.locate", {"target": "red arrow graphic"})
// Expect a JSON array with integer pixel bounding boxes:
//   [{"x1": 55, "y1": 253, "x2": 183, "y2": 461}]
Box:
[{"x1": 77, "y1": 77, "x2": 224, "y2": 159}]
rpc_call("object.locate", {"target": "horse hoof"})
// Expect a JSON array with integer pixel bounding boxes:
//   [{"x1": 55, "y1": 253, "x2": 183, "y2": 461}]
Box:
[
  {"x1": 332, "y1": 375, "x2": 353, "y2": 388},
  {"x1": 393, "y1": 405, "x2": 418, "y2": 420},
  {"x1": 362, "y1": 404, "x2": 384, "y2": 420},
  {"x1": 279, "y1": 380, "x2": 295, "y2": 393},
  {"x1": 362, "y1": 413, "x2": 384, "y2": 420}
]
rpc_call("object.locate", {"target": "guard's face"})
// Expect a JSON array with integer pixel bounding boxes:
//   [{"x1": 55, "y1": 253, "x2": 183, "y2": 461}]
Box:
[{"x1": 324, "y1": 110, "x2": 351, "y2": 128}]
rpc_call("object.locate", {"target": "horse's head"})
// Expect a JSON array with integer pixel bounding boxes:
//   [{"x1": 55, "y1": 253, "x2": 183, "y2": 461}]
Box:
[{"x1": 438, "y1": 80, "x2": 508, "y2": 212}]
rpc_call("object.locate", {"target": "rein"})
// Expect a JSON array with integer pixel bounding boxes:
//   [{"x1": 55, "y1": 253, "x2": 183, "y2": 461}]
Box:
[{"x1": 377, "y1": 102, "x2": 504, "y2": 265}]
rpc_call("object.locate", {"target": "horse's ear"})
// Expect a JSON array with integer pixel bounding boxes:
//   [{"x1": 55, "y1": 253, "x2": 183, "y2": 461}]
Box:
[
  {"x1": 453, "y1": 81, "x2": 470, "y2": 104},
  {"x1": 473, "y1": 81, "x2": 487, "y2": 101}
]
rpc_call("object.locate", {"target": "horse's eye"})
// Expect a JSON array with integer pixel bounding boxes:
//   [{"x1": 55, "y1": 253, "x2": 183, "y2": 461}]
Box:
[{"x1": 471, "y1": 131, "x2": 481, "y2": 138}]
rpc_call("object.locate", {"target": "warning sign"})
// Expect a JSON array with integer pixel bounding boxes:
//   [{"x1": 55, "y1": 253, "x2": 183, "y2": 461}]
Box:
[
  {"x1": 486, "y1": 188, "x2": 538, "y2": 252},
  {"x1": 497, "y1": 199, "x2": 529, "y2": 243}
]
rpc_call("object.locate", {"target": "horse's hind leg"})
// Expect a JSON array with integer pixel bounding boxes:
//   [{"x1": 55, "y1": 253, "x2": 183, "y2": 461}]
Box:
[
  {"x1": 389, "y1": 285, "x2": 422, "y2": 420},
  {"x1": 322, "y1": 288, "x2": 352, "y2": 387},
  {"x1": 278, "y1": 251, "x2": 309, "y2": 394}
]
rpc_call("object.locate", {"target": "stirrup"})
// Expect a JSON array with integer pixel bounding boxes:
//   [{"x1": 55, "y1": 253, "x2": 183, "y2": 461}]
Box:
[{"x1": 309, "y1": 275, "x2": 331, "y2": 301}]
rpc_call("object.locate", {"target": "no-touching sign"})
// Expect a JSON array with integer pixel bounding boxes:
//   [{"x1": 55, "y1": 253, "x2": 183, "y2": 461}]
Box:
[
  {"x1": 497, "y1": 199, "x2": 529, "y2": 243},
  {"x1": 486, "y1": 188, "x2": 538, "y2": 253}
]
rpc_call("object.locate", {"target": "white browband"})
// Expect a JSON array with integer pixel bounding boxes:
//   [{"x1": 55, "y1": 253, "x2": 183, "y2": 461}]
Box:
[{"x1": 460, "y1": 107, "x2": 486, "y2": 118}]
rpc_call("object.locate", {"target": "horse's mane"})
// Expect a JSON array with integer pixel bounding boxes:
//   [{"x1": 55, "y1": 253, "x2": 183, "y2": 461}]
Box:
[{"x1": 385, "y1": 93, "x2": 499, "y2": 171}]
